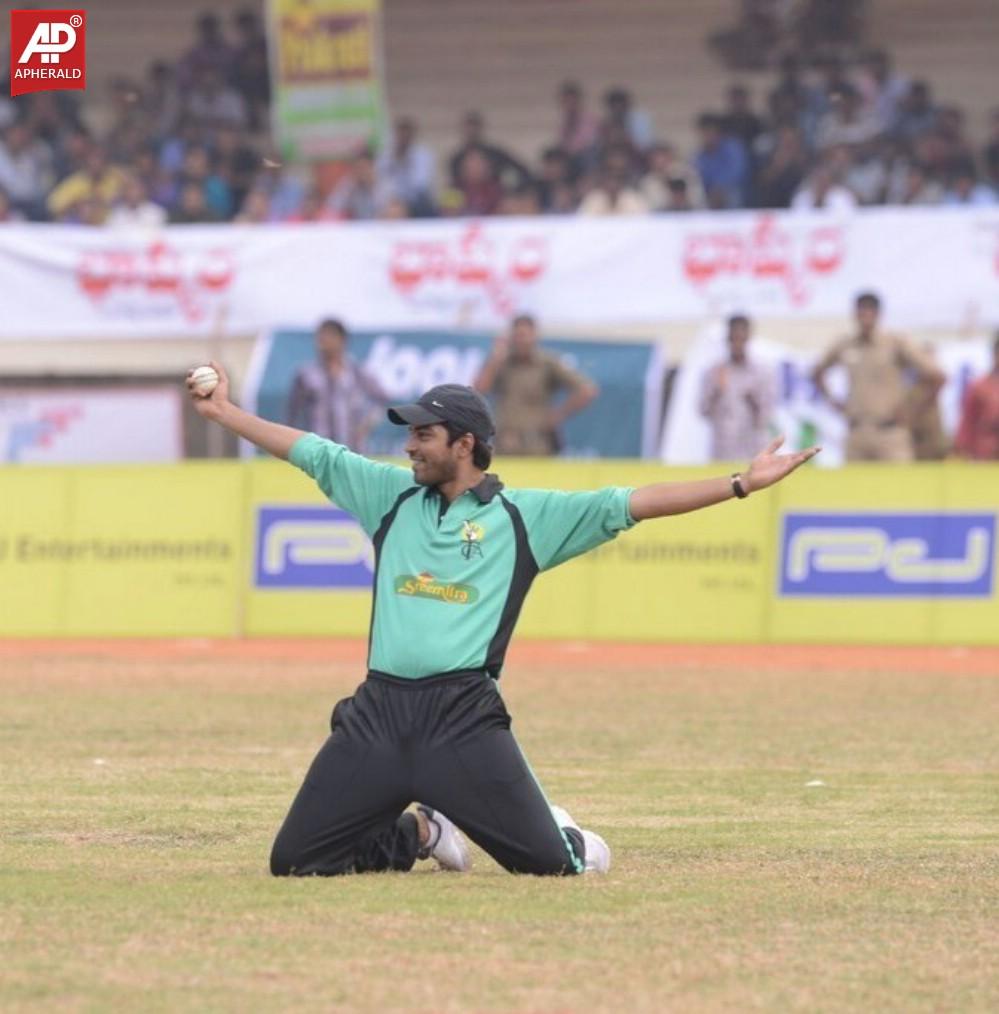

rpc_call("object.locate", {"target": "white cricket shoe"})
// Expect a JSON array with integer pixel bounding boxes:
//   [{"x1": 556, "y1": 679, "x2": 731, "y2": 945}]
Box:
[
  {"x1": 551, "y1": 804, "x2": 611, "y2": 874},
  {"x1": 416, "y1": 805, "x2": 471, "y2": 872}
]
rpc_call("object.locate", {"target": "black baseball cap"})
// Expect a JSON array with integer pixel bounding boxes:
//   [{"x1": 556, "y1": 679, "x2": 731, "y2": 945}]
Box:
[{"x1": 388, "y1": 384, "x2": 495, "y2": 442}]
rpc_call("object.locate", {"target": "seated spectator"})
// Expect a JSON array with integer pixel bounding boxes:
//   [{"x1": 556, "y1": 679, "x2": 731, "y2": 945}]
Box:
[
  {"x1": 140, "y1": 61, "x2": 182, "y2": 141},
  {"x1": 230, "y1": 7, "x2": 271, "y2": 132},
  {"x1": 855, "y1": 50, "x2": 909, "y2": 133},
  {"x1": 106, "y1": 173, "x2": 168, "y2": 230},
  {"x1": 722, "y1": 84, "x2": 764, "y2": 153},
  {"x1": 376, "y1": 116, "x2": 436, "y2": 216},
  {"x1": 0, "y1": 119, "x2": 54, "y2": 220},
  {"x1": 843, "y1": 138, "x2": 892, "y2": 204},
  {"x1": 577, "y1": 146, "x2": 649, "y2": 216},
  {"x1": 178, "y1": 13, "x2": 235, "y2": 89},
  {"x1": 326, "y1": 149, "x2": 397, "y2": 220},
  {"x1": 983, "y1": 108, "x2": 999, "y2": 188},
  {"x1": 212, "y1": 125, "x2": 260, "y2": 214},
  {"x1": 47, "y1": 144, "x2": 124, "y2": 222},
  {"x1": 942, "y1": 162, "x2": 997, "y2": 206},
  {"x1": 694, "y1": 112, "x2": 749, "y2": 209},
  {"x1": 600, "y1": 87, "x2": 654, "y2": 153},
  {"x1": 378, "y1": 196, "x2": 410, "y2": 220},
  {"x1": 640, "y1": 142, "x2": 704, "y2": 210},
  {"x1": 186, "y1": 66, "x2": 248, "y2": 131},
  {"x1": 884, "y1": 161, "x2": 943, "y2": 206},
  {"x1": 954, "y1": 332, "x2": 999, "y2": 461},
  {"x1": 709, "y1": 0, "x2": 790, "y2": 71},
  {"x1": 815, "y1": 84, "x2": 880, "y2": 150},
  {"x1": 935, "y1": 106, "x2": 976, "y2": 169},
  {"x1": 754, "y1": 125, "x2": 807, "y2": 208},
  {"x1": 894, "y1": 81, "x2": 938, "y2": 142},
  {"x1": 537, "y1": 146, "x2": 576, "y2": 212},
  {"x1": 768, "y1": 52, "x2": 824, "y2": 142},
  {"x1": 448, "y1": 111, "x2": 532, "y2": 191},
  {"x1": 285, "y1": 186, "x2": 339, "y2": 224},
  {"x1": 498, "y1": 184, "x2": 542, "y2": 216},
  {"x1": 170, "y1": 181, "x2": 221, "y2": 223},
  {"x1": 176, "y1": 145, "x2": 232, "y2": 219},
  {"x1": 556, "y1": 80, "x2": 599, "y2": 169},
  {"x1": 0, "y1": 186, "x2": 26, "y2": 223},
  {"x1": 234, "y1": 187, "x2": 274, "y2": 224},
  {"x1": 133, "y1": 142, "x2": 177, "y2": 209},
  {"x1": 452, "y1": 145, "x2": 504, "y2": 216},
  {"x1": 791, "y1": 157, "x2": 858, "y2": 212},
  {"x1": 159, "y1": 118, "x2": 208, "y2": 176}
]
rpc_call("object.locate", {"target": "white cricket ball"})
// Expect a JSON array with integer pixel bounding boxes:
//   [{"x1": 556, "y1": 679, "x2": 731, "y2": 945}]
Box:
[{"x1": 190, "y1": 365, "x2": 219, "y2": 396}]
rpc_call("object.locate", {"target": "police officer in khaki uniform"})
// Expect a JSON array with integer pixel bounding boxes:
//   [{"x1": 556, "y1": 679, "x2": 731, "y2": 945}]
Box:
[
  {"x1": 812, "y1": 292, "x2": 945, "y2": 462},
  {"x1": 474, "y1": 314, "x2": 598, "y2": 456}
]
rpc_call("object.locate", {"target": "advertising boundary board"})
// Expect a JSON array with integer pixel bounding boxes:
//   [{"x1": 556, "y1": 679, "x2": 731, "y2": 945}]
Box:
[{"x1": 2, "y1": 460, "x2": 998, "y2": 644}]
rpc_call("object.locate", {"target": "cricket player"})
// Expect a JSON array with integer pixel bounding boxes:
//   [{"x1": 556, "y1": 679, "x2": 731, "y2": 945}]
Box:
[{"x1": 188, "y1": 364, "x2": 818, "y2": 876}]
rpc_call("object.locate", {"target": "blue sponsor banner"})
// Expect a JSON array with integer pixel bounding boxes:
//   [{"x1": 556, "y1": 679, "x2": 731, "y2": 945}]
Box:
[
  {"x1": 247, "y1": 329, "x2": 662, "y2": 458},
  {"x1": 779, "y1": 512, "x2": 996, "y2": 598},
  {"x1": 254, "y1": 505, "x2": 374, "y2": 589}
]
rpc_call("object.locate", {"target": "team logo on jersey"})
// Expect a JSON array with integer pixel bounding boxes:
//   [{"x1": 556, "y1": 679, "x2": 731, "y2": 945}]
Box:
[
  {"x1": 394, "y1": 572, "x2": 479, "y2": 604},
  {"x1": 460, "y1": 520, "x2": 485, "y2": 559}
]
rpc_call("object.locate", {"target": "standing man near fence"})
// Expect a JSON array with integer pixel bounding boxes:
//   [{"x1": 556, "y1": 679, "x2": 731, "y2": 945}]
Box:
[
  {"x1": 700, "y1": 314, "x2": 777, "y2": 461},
  {"x1": 188, "y1": 363, "x2": 818, "y2": 878},
  {"x1": 812, "y1": 292, "x2": 945, "y2": 462},
  {"x1": 474, "y1": 314, "x2": 598, "y2": 456}
]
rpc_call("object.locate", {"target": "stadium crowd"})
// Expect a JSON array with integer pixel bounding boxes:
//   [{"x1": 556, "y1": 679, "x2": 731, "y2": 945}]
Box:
[{"x1": 1, "y1": 8, "x2": 998, "y2": 225}]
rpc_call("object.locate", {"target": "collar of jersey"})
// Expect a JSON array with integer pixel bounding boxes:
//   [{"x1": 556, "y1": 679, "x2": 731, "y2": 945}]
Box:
[{"x1": 424, "y1": 473, "x2": 504, "y2": 505}]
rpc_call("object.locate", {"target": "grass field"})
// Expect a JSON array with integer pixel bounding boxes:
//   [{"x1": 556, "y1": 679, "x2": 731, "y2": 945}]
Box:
[{"x1": 2, "y1": 639, "x2": 998, "y2": 1013}]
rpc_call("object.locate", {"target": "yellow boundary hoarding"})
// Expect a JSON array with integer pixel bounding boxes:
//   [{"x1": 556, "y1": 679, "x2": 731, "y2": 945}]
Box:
[{"x1": 2, "y1": 460, "x2": 997, "y2": 644}]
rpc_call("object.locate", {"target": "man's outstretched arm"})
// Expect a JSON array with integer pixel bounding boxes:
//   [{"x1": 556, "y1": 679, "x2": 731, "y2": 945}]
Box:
[
  {"x1": 186, "y1": 361, "x2": 305, "y2": 460},
  {"x1": 629, "y1": 437, "x2": 820, "y2": 522}
]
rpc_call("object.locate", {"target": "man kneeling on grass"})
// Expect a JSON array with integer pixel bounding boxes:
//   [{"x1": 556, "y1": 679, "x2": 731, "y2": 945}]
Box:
[{"x1": 188, "y1": 364, "x2": 818, "y2": 876}]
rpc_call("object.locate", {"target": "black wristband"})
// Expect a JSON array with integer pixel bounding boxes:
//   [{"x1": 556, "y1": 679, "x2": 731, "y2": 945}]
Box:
[{"x1": 730, "y1": 473, "x2": 749, "y2": 499}]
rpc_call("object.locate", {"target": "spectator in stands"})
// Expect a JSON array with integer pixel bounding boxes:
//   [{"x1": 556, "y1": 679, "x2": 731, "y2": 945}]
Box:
[
  {"x1": 285, "y1": 186, "x2": 339, "y2": 224},
  {"x1": 140, "y1": 61, "x2": 182, "y2": 141},
  {"x1": 106, "y1": 173, "x2": 168, "y2": 230},
  {"x1": 722, "y1": 84, "x2": 764, "y2": 154},
  {"x1": 935, "y1": 106, "x2": 976, "y2": 169},
  {"x1": 235, "y1": 187, "x2": 274, "y2": 224},
  {"x1": 577, "y1": 145, "x2": 649, "y2": 215},
  {"x1": 0, "y1": 120, "x2": 54, "y2": 220},
  {"x1": 134, "y1": 142, "x2": 178, "y2": 210},
  {"x1": 983, "y1": 109, "x2": 999, "y2": 189},
  {"x1": 212, "y1": 125, "x2": 260, "y2": 215},
  {"x1": 791, "y1": 152, "x2": 857, "y2": 212},
  {"x1": 942, "y1": 161, "x2": 998, "y2": 206},
  {"x1": 186, "y1": 66, "x2": 248, "y2": 131},
  {"x1": 843, "y1": 138, "x2": 892, "y2": 205},
  {"x1": 812, "y1": 292, "x2": 944, "y2": 462},
  {"x1": 768, "y1": 52, "x2": 824, "y2": 143},
  {"x1": 287, "y1": 318, "x2": 389, "y2": 450},
  {"x1": 884, "y1": 160, "x2": 943, "y2": 206},
  {"x1": 894, "y1": 81, "x2": 938, "y2": 142},
  {"x1": 954, "y1": 333, "x2": 999, "y2": 461},
  {"x1": 178, "y1": 13, "x2": 235, "y2": 89},
  {"x1": 754, "y1": 125, "x2": 808, "y2": 208},
  {"x1": 474, "y1": 313, "x2": 598, "y2": 456},
  {"x1": 376, "y1": 117, "x2": 436, "y2": 216},
  {"x1": 537, "y1": 147, "x2": 577, "y2": 213},
  {"x1": 855, "y1": 50, "x2": 909, "y2": 133},
  {"x1": 694, "y1": 113, "x2": 749, "y2": 209},
  {"x1": 640, "y1": 142, "x2": 704, "y2": 211},
  {"x1": 176, "y1": 146, "x2": 232, "y2": 219},
  {"x1": 170, "y1": 181, "x2": 221, "y2": 224},
  {"x1": 601, "y1": 87, "x2": 654, "y2": 153},
  {"x1": 231, "y1": 7, "x2": 271, "y2": 132},
  {"x1": 556, "y1": 80, "x2": 599, "y2": 169},
  {"x1": 815, "y1": 83, "x2": 880, "y2": 151},
  {"x1": 498, "y1": 184, "x2": 542, "y2": 216},
  {"x1": 47, "y1": 143, "x2": 124, "y2": 223},
  {"x1": 0, "y1": 186, "x2": 25, "y2": 223},
  {"x1": 448, "y1": 111, "x2": 532, "y2": 192},
  {"x1": 327, "y1": 149, "x2": 397, "y2": 220},
  {"x1": 159, "y1": 118, "x2": 208, "y2": 176},
  {"x1": 700, "y1": 314, "x2": 777, "y2": 462},
  {"x1": 452, "y1": 145, "x2": 505, "y2": 216}
]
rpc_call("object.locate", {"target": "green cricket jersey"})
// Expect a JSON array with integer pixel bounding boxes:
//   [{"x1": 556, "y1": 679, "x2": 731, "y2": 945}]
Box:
[{"x1": 289, "y1": 434, "x2": 636, "y2": 678}]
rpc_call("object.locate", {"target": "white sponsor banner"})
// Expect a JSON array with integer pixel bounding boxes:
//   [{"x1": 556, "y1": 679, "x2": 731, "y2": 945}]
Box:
[
  {"x1": 0, "y1": 209, "x2": 997, "y2": 338},
  {"x1": 0, "y1": 387, "x2": 183, "y2": 463},
  {"x1": 660, "y1": 328, "x2": 994, "y2": 466}
]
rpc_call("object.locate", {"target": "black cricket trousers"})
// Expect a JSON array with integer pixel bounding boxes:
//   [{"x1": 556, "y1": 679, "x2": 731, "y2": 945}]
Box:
[{"x1": 269, "y1": 670, "x2": 585, "y2": 876}]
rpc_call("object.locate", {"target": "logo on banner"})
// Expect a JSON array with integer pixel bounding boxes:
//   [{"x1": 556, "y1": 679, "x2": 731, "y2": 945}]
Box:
[
  {"x1": 10, "y1": 10, "x2": 86, "y2": 97},
  {"x1": 76, "y1": 241, "x2": 235, "y2": 324},
  {"x1": 388, "y1": 222, "x2": 549, "y2": 320},
  {"x1": 254, "y1": 506, "x2": 374, "y2": 588},
  {"x1": 683, "y1": 214, "x2": 845, "y2": 308},
  {"x1": 1, "y1": 399, "x2": 82, "y2": 462},
  {"x1": 779, "y1": 512, "x2": 996, "y2": 597}
]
